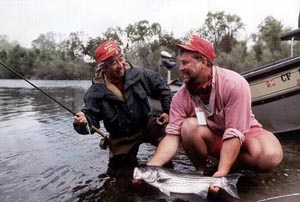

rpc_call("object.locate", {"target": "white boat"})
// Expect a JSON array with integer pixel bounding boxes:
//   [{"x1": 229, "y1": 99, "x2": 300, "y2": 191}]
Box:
[
  {"x1": 242, "y1": 21, "x2": 300, "y2": 133},
  {"x1": 243, "y1": 55, "x2": 300, "y2": 133}
]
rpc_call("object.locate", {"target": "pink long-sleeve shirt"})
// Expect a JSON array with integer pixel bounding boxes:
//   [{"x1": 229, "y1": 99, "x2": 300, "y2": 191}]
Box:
[{"x1": 166, "y1": 66, "x2": 261, "y2": 142}]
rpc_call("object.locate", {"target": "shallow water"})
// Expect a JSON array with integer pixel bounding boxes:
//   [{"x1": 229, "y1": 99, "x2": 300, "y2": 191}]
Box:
[{"x1": 0, "y1": 79, "x2": 299, "y2": 202}]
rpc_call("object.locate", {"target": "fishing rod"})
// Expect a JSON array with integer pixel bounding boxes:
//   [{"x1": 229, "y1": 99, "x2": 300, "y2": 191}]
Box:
[{"x1": 0, "y1": 61, "x2": 110, "y2": 141}]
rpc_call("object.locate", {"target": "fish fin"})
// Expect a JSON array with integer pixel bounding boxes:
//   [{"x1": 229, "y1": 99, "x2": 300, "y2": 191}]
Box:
[
  {"x1": 221, "y1": 173, "x2": 243, "y2": 199},
  {"x1": 157, "y1": 177, "x2": 171, "y2": 183},
  {"x1": 159, "y1": 188, "x2": 171, "y2": 196},
  {"x1": 196, "y1": 189, "x2": 208, "y2": 199}
]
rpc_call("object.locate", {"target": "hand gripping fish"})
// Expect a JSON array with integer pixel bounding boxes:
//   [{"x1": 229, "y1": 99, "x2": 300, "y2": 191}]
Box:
[{"x1": 133, "y1": 166, "x2": 242, "y2": 199}]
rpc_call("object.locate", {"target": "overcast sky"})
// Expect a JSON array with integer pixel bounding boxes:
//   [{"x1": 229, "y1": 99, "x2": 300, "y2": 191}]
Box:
[{"x1": 1, "y1": 0, "x2": 299, "y2": 47}]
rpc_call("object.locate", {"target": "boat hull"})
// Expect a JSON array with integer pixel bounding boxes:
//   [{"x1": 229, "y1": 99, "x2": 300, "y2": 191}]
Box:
[
  {"x1": 252, "y1": 91, "x2": 300, "y2": 133},
  {"x1": 244, "y1": 56, "x2": 300, "y2": 133}
]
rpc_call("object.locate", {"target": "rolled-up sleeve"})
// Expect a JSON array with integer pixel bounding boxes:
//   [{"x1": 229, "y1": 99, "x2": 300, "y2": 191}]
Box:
[{"x1": 222, "y1": 75, "x2": 252, "y2": 143}]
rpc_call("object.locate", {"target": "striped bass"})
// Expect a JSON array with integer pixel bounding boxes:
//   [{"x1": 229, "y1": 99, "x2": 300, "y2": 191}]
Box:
[{"x1": 133, "y1": 166, "x2": 242, "y2": 199}]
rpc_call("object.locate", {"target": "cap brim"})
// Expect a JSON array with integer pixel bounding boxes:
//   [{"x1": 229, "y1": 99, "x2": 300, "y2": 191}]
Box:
[{"x1": 176, "y1": 44, "x2": 198, "y2": 52}]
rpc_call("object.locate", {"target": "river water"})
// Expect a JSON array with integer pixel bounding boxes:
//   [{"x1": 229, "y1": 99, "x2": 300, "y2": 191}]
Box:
[{"x1": 0, "y1": 79, "x2": 299, "y2": 202}]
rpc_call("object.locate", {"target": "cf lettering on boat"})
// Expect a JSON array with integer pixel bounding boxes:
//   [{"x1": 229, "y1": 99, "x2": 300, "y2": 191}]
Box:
[{"x1": 281, "y1": 72, "x2": 291, "y2": 82}]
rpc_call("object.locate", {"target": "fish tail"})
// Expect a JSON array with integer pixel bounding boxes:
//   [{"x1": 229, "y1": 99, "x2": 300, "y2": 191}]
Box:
[{"x1": 221, "y1": 173, "x2": 242, "y2": 199}]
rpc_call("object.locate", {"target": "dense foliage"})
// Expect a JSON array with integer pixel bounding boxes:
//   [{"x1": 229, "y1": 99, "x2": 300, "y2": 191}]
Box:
[{"x1": 0, "y1": 11, "x2": 299, "y2": 80}]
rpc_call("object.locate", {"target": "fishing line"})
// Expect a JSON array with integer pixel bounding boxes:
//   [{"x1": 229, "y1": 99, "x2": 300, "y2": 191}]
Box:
[
  {"x1": 0, "y1": 61, "x2": 76, "y2": 116},
  {"x1": 258, "y1": 193, "x2": 300, "y2": 202},
  {"x1": 0, "y1": 61, "x2": 109, "y2": 141}
]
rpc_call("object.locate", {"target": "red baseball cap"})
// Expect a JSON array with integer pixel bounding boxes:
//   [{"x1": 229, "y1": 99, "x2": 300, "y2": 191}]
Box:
[
  {"x1": 176, "y1": 35, "x2": 216, "y2": 62},
  {"x1": 95, "y1": 40, "x2": 121, "y2": 63}
]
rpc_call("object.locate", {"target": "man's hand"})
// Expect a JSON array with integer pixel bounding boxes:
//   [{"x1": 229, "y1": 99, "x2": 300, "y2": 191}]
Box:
[
  {"x1": 209, "y1": 170, "x2": 228, "y2": 194},
  {"x1": 156, "y1": 113, "x2": 169, "y2": 125},
  {"x1": 74, "y1": 112, "x2": 87, "y2": 126},
  {"x1": 209, "y1": 137, "x2": 240, "y2": 194}
]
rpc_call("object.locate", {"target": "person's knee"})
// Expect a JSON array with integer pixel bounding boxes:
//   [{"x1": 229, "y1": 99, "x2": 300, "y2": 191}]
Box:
[
  {"x1": 240, "y1": 143, "x2": 283, "y2": 172},
  {"x1": 242, "y1": 133, "x2": 283, "y2": 172},
  {"x1": 181, "y1": 118, "x2": 198, "y2": 138},
  {"x1": 181, "y1": 118, "x2": 213, "y2": 144},
  {"x1": 265, "y1": 148, "x2": 283, "y2": 171},
  {"x1": 255, "y1": 147, "x2": 283, "y2": 172}
]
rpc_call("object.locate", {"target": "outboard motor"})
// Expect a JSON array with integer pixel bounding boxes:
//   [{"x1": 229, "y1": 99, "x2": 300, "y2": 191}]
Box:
[
  {"x1": 161, "y1": 51, "x2": 177, "y2": 69},
  {"x1": 160, "y1": 51, "x2": 177, "y2": 83},
  {"x1": 161, "y1": 50, "x2": 173, "y2": 59}
]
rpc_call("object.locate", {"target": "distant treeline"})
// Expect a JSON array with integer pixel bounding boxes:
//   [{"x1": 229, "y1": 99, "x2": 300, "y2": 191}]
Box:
[{"x1": 0, "y1": 11, "x2": 299, "y2": 80}]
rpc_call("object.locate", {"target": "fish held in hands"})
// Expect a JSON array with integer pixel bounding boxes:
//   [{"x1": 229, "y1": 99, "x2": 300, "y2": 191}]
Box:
[{"x1": 133, "y1": 166, "x2": 242, "y2": 199}]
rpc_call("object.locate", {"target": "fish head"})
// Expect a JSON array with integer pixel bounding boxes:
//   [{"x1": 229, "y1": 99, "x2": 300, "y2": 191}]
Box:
[{"x1": 133, "y1": 166, "x2": 160, "y2": 183}]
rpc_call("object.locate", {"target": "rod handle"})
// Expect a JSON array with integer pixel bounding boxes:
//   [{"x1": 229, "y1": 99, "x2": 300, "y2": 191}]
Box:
[{"x1": 91, "y1": 125, "x2": 111, "y2": 142}]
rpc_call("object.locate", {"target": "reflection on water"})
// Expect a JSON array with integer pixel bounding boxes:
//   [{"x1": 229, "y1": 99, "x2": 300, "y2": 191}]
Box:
[{"x1": 0, "y1": 79, "x2": 299, "y2": 202}]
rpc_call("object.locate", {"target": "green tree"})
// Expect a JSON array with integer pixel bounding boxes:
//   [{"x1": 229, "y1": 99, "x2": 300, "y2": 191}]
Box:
[
  {"x1": 58, "y1": 32, "x2": 86, "y2": 60},
  {"x1": 0, "y1": 50, "x2": 9, "y2": 78},
  {"x1": 257, "y1": 16, "x2": 283, "y2": 53},
  {"x1": 125, "y1": 20, "x2": 163, "y2": 68},
  {"x1": 251, "y1": 33, "x2": 263, "y2": 62},
  {"x1": 103, "y1": 27, "x2": 124, "y2": 45},
  {"x1": 6, "y1": 44, "x2": 35, "y2": 78},
  {"x1": 31, "y1": 32, "x2": 57, "y2": 50},
  {"x1": 0, "y1": 35, "x2": 10, "y2": 76},
  {"x1": 252, "y1": 16, "x2": 290, "y2": 65},
  {"x1": 215, "y1": 41, "x2": 248, "y2": 73},
  {"x1": 0, "y1": 35, "x2": 14, "y2": 51},
  {"x1": 197, "y1": 11, "x2": 244, "y2": 54},
  {"x1": 83, "y1": 36, "x2": 104, "y2": 62}
]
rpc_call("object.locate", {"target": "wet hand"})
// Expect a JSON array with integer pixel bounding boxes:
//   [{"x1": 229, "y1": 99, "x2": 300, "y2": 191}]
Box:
[
  {"x1": 156, "y1": 113, "x2": 169, "y2": 125},
  {"x1": 209, "y1": 170, "x2": 227, "y2": 194},
  {"x1": 209, "y1": 185, "x2": 220, "y2": 194},
  {"x1": 74, "y1": 112, "x2": 87, "y2": 126}
]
